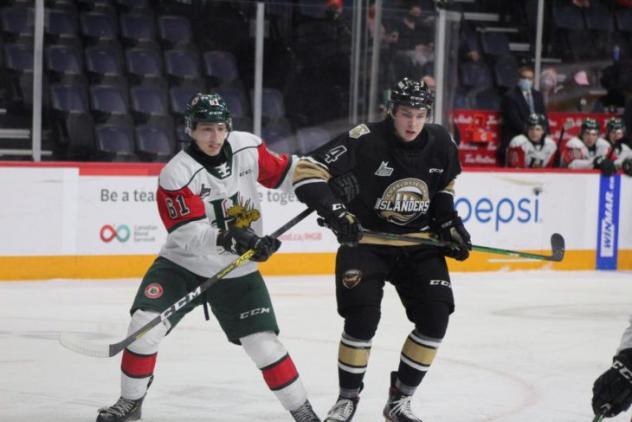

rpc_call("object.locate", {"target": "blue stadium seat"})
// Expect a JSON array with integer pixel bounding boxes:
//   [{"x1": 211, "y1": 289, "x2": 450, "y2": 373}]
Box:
[
  {"x1": 164, "y1": 48, "x2": 202, "y2": 85},
  {"x1": 80, "y1": 11, "x2": 118, "y2": 43},
  {"x1": 158, "y1": 15, "x2": 193, "y2": 48},
  {"x1": 135, "y1": 123, "x2": 175, "y2": 161},
  {"x1": 214, "y1": 87, "x2": 247, "y2": 119},
  {"x1": 130, "y1": 85, "x2": 174, "y2": 135},
  {"x1": 94, "y1": 122, "x2": 135, "y2": 160},
  {"x1": 50, "y1": 82, "x2": 89, "y2": 113},
  {"x1": 45, "y1": 8, "x2": 78, "y2": 42},
  {"x1": 203, "y1": 50, "x2": 240, "y2": 86},
  {"x1": 89, "y1": 84, "x2": 129, "y2": 122},
  {"x1": 4, "y1": 43, "x2": 34, "y2": 73},
  {"x1": 120, "y1": 12, "x2": 157, "y2": 47},
  {"x1": 1, "y1": 7, "x2": 34, "y2": 42},
  {"x1": 125, "y1": 47, "x2": 165, "y2": 86},
  {"x1": 85, "y1": 44, "x2": 124, "y2": 82},
  {"x1": 3, "y1": 43, "x2": 34, "y2": 109},
  {"x1": 169, "y1": 85, "x2": 198, "y2": 116},
  {"x1": 130, "y1": 85, "x2": 168, "y2": 117},
  {"x1": 51, "y1": 82, "x2": 95, "y2": 158},
  {"x1": 45, "y1": 44, "x2": 84, "y2": 81}
]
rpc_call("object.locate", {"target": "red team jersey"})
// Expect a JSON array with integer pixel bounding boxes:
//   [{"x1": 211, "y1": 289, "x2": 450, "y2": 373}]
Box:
[
  {"x1": 560, "y1": 136, "x2": 612, "y2": 169},
  {"x1": 506, "y1": 134, "x2": 558, "y2": 168},
  {"x1": 156, "y1": 131, "x2": 296, "y2": 277}
]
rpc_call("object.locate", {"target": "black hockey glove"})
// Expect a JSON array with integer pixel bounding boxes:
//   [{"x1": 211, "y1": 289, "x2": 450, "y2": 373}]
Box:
[
  {"x1": 217, "y1": 225, "x2": 281, "y2": 262},
  {"x1": 431, "y1": 212, "x2": 471, "y2": 261},
  {"x1": 592, "y1": 348, "x2": 632, "y2": 418},
  {"x1": 594, "y1": 156, "x2": 617, "y2": 176},
  {"x1": 317, "y1": 202, "x2": 363, "y2": 247},
  {"x1": 622, "y1": 158, "x2": 632, "y2": 177}
]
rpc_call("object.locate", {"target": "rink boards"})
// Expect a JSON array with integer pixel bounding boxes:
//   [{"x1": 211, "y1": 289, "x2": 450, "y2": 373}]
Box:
[{"x1": 0, "y1": 162, "x2": 630, "y2": 279}]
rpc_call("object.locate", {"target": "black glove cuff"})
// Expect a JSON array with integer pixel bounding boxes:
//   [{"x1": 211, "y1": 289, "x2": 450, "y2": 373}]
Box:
[
  {"x1": 430, "y1": 191, "x2": 455, "y2": 220},
  {"x1": 295, "y1": 182, "x2": 341, "y2": 217}
]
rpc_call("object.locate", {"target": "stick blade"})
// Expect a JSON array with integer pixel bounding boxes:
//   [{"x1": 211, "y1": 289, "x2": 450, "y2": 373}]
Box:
[
  {"x1": 550, "y1": 233, "x2": 566, "y2": 262},
  {"x1": 59, "y1": 332, "x2": 112, "y2": 358}
]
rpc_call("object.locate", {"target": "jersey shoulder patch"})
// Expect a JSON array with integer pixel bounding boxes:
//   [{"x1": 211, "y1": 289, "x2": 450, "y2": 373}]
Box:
[{"x1": 348, "y1": 124, "x2": 371, "y2": 139}]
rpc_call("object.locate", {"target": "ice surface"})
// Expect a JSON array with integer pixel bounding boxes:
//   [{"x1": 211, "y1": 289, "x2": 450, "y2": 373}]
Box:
[{"x1": 0, "y1": 270, "x2": 630, "y2": 421}]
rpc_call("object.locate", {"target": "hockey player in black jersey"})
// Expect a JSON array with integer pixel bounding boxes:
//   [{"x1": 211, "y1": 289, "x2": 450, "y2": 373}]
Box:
[{"x1": 293, "y1": 77, "x2": 471, "y2": 422}]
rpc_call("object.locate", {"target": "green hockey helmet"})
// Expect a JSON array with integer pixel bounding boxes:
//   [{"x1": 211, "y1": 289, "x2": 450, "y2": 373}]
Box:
[
  {"x1": 185, "y1": 93, "x2": 232, "y2": 133},
  {"x1": 389, "y1": 77, "x2": 434, "y2": 112},
  {"x1": 581, "y1": 118, "x2": 599, "y2": 133},
  {"x1": 605, "y1": 117, "x2": 624, "y2": 133},
  {"x1": 526, "y1": 113, "x2": 548, "y2": 130}
]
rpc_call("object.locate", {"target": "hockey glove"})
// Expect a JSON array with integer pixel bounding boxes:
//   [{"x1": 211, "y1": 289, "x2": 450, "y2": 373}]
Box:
[
  {"x1": 592, "y1": 348, "x2": 632, "y2": 417},
  {"x1": 317, "y1": 202, "x2": 363, "y2": 247},
  {"x1": 431, "y1": 212, "x2": 472, "y2": 261},
  {"x1": 622, "y1": 158, "x2": 632, "y2": 177},
  {"x1": 594, "y1": 156, "x2": 617, "y2": 176},
  {"x1": 217, "y1": 225, "x2": 281, "y2": 262}
]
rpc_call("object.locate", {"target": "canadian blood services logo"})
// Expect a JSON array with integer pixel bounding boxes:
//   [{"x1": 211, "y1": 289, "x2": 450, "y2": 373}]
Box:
[{"x1": 100, "y1": 224, "x2": 131, "y2": 243}]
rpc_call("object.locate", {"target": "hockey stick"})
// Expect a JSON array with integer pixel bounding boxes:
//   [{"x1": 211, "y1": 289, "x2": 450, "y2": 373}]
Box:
[
  {"x1": 59, "y1": 208, "x2": 314, "y2": 358},
  {"x1": 591, "y1": 404, "x2": 610, "y2": 422},
  {"x1": 362, "y1": 230, "x2": 565, "y2": 262},
  {"x1": 553, "y1": 119, "x2": 574, "y2": 166}
]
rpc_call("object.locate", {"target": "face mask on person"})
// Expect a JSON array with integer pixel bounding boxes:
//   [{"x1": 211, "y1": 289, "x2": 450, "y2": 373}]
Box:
[{"x1": 518, "y1": 78, "x2": 533, "y2": 91}]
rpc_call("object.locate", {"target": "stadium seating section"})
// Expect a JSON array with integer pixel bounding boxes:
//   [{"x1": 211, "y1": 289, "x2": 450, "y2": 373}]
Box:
[{"x1": 0, "y1": 0, "x2": 629, "y2": 161}]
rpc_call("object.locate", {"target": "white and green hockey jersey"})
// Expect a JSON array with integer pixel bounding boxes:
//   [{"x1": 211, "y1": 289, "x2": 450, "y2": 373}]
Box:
[{"x1": 156, "y1": 131, "x2": 297, "y2": 277}]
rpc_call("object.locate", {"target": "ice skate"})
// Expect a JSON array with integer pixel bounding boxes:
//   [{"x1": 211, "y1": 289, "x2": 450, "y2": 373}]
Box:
[
  {"x1": 96, "y1": 376, "x2": 153, "y2": 422},
  {"x1": 383, "y1": 372, "x2": 422, "y2": 422},
  {"x1": 290, "y1": 400, "x2": 321, "y2": 421},
  {"x1": 324, "y1": 395, "x2": 359, "y2": 422}
]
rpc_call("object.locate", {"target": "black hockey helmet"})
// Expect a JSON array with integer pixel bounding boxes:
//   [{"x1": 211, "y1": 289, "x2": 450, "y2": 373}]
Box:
[
  {"x1": 185, "y1": 93, "x2": 232, "y2": 134},
  {"x1": 525, "y1": 113, "x2": 548, "y2": 130},
  {"x1": 388, "y1": 77, "x2": 434, "y2": 113}
]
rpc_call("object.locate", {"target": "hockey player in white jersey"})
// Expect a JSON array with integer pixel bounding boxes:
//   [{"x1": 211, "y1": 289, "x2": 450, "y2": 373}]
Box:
[
  {"x1": 592, "y1": 315, "x2": 632, "y2": 418},
  {"x1": 506, "y1": 113, "x2": 557, "y2": 168},
  {"x1": 96, "y1": 93, "x2": 320, "y2": 422},
  {"x1": 604, "y1": 117, "x2": 632, "y2": 176},
  {"x1": 560, "y1": 118, "x2": 615, "y2": 175}
]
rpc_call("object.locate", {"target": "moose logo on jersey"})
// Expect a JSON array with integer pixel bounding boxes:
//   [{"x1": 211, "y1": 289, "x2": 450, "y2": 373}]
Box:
[{"x1": 374, "y1": 178, "x2": 430, "y2": 225}]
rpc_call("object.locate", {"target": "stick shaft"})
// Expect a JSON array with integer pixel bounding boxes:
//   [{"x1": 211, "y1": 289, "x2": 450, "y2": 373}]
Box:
[{"x1": 362, "y1": 230, "x2": 564, "y2": 261}]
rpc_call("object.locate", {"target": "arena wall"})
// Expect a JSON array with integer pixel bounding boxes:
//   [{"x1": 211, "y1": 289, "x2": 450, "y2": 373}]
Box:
[{"x1": 0, "y1": 162, "x2": 629, "y2": 280}]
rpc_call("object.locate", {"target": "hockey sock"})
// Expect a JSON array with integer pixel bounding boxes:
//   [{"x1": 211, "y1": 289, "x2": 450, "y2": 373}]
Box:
[
  {"x1": 241, "y1": 331, "x2": 307, "y2": 412},
  {"x1": 337, "y1": 332, "x2": 371, "y2": 396},
  {"x1": 120, "y1": 309, "x2": 168, "y2": 400},
  {"x1": 396, "y1": 329, "x2": 442, "y2": 394}
]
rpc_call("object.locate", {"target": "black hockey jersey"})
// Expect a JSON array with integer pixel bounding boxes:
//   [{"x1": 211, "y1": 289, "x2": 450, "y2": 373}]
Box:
[{"x1": 293, "y1": 119, "x2": 461, "y2": 234}]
